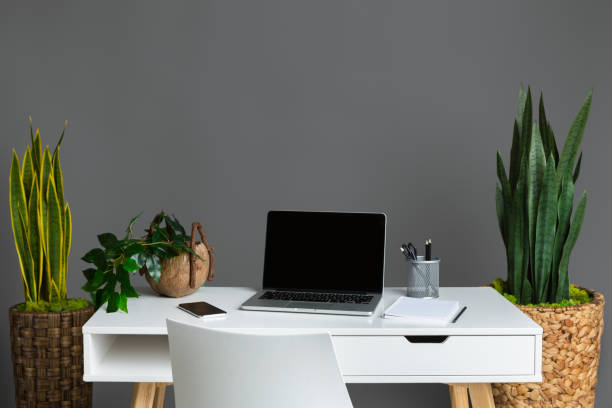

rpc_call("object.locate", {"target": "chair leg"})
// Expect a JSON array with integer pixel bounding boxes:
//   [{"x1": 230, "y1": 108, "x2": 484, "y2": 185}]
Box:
[
  {"x1": 153, "y1": 383, "x2": 169, "y2": 408},
  {"x1": 448, "y1": 384, "x2": 470, "y2": 408},
  {"x1": 467, "y1": 383, "x2": 495, "y2": 408},
  {"x1": 131, "y1": 383, "x2": 157, "y2": 408}
]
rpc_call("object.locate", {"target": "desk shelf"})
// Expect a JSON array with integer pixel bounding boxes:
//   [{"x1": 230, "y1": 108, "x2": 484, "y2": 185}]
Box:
[{"x1": 84, "y1": 334, "x2": 172, "y2": 382}]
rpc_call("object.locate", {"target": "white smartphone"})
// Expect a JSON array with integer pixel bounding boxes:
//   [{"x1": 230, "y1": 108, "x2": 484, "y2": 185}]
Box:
[{"x1": 178, "y1": 301, "x2": 227, "y2": 319}]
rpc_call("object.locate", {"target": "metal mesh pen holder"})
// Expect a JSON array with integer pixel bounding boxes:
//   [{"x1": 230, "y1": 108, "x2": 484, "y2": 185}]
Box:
[{"x1": 406, "y1": 256, "x2": 440, "y2": 298}]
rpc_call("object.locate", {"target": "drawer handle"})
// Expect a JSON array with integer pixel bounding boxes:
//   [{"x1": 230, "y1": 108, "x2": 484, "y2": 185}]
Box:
[{"x1": 404, "y1": 336, "x2": 448, "y2": 344}]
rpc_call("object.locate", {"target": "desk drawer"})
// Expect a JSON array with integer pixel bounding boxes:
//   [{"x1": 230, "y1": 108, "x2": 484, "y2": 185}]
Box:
[{"x1": 333, "y1": 335, "x2": 535, "y2": 376}]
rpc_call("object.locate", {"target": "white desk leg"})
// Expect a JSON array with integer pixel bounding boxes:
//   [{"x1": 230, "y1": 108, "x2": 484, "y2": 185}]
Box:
[
  {"x1": 467, "y1": 383, "x2": 495, "y2": 408},
  {"x1": 448, "y1": 384, "x2": 470, "y2": 408}
]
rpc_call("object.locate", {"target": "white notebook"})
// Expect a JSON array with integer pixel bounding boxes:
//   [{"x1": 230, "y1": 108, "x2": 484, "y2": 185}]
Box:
[{"x1": 383, "y1": 296, "x2": 461, "y2": 326}]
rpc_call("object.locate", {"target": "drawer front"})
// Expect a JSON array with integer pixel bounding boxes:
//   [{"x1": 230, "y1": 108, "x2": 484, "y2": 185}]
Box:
[{"x1": 332, "y1": 335, "x2": 535, "y2": 376}]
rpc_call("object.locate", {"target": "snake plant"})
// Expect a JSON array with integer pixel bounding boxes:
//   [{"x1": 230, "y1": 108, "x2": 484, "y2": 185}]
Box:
[
  {"x1": 9, "y1": 118, "x2": 75, "y2": 309},
  {"x1": 496, "y1": 87, "x2": 592, "y2": 304}
]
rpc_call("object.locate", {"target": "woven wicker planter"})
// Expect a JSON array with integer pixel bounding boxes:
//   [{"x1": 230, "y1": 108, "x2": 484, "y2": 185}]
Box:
[
  {"x1": 492, "y1": 288, "x2": 605, "y2": 408},
  {"x1": 9, "y1": 304, "x2": 94, "y2": 408}
]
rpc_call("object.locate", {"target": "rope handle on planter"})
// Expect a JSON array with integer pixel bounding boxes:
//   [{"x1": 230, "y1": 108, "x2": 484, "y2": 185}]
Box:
[{"x1": 190, "y1": 222, "x2": 215, "y2": 288}]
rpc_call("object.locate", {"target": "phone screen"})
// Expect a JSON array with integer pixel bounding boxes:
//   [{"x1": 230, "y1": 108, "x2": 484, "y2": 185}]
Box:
[{"x1": 178, "y1": 301, "x2": 226, "y2": 318}]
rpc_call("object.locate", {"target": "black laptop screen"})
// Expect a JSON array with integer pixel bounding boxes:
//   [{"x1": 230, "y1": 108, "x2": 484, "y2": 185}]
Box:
[{"x1": 262, "y1": 211, "x2": 386, "y2": 293}]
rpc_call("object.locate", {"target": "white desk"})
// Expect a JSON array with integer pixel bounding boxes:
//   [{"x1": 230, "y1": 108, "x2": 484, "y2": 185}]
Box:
[{"x1": 83, "y1": 287, "x2": 542, "y2": 408}]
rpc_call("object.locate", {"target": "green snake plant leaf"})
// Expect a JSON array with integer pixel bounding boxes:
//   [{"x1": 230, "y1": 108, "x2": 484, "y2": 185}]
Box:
[
  {"x1": 520, "y1": 87, "x2": 533, "y2": 155},
  {"x1": 47, "y1": 177, "x2": 63, "y2": 301},
  {"x1": 52, "y1": 120, "x2": 67, "y2": 161},
  {"x1": 521, "y1": 275, "x2": 533, "y2": 305},
  {"x1": 40, "y1": 147, "x2": 53, "y2": 241},
  {"x1": 534, "y1": 156, "x2": 558, "y2": 303},
  {"x1": 550, "y1": 175, "x2": 574, "y2": 299},
  {"x1": 556, "y1": 192, "x2": 587, "y2": 302},
  {"x1": 17, "y1": 209, "x2": 36, "y2": 301},
  {"x1": 52, "y1": 149, "x2": 65, "y2": 219},
  {"x1": 557, "y1": 90, "x2": 592, "y2": 187},
  {"x1": 33, "y1": 129, "x2": 42, "y2": 177},
  {"x1": 526, "y1": 123, "x2": 546, "y2": 274},
  {"x1": 507, "y1": 174, "x2": 525, "y2": 298},
  {"x1": 547, "y1": 123, "x2": 559, "y2": 167},
  {"x1": 496, "y1": 151, "x2": 511, "y2": 244},
  {"x1": 538, "y1": 93, "x2": 550, "y2": 157},
  {"x1": 517, "y1": 85, "x2": 527, "y2": 134},
  {"x1": 509, "y1": 120, "x2": 522, "y2": 188},
  {"x1": 22, "y1": 148, "x2": 34, "y2": 203},
  {"x1": 28, "y1": 178, "x2": 43, "y2": 300},
  {"x1": 573, "y1": 152, "x2": 582, "y2": 183},
  {"x1": 495, "y1": 185, "x2": 505, "y2": 246},
  {"x1": 10, "y1": 151, "x2": 33, "y2": 300},
  {"x1": 63, "y1": 205, "x2": 72, "y2": 299}
]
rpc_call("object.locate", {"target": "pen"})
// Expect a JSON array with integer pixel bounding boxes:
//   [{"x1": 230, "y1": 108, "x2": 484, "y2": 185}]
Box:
[
  {"x1": 425, "y1": 239, "x2": 432, "y2": 261},
  {"x1": 452, "y1": 306, "x2": 467, "y2": 323}
]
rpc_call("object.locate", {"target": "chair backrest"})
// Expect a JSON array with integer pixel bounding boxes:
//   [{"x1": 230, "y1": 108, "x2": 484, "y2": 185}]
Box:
[{"x1": 167, "y1": 319, "x2": 353, "y2": 408}]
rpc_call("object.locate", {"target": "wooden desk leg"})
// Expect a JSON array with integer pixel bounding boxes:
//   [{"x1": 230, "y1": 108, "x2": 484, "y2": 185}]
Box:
[
  {"x1": 448, "y1": 384, "x2": 470, "y2": 408},
  {"x1": 131, "y1": 383, "x2": 157, "y2": 408},
  {"x1": 153, "y1": 383, "x2": 171, "y2": 408},
  {"x1": 467, "y1": 383, "x2": 495, "y2": 408}
]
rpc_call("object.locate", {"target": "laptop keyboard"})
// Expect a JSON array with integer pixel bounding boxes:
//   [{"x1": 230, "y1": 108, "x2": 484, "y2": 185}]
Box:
[{"x1": 259, "y1": 291, "x2": 374, "y2": 304}]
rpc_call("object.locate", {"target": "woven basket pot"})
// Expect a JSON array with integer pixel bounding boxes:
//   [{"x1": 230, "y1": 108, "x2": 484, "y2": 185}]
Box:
[
  {"x1": 9, "y1": 304, "x2": 94, "y2": 408},
  {"x1": 492, "y1": 288, "x2": 605, "y2": 408},
  {"x1": 144, "y1": 221, "x2": 215, "y2": 298}
]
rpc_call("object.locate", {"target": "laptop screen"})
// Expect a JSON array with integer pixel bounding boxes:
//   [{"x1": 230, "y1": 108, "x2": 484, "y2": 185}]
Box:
[{"x1": 262, "y1": 211, "x2": 386, "y2": 293}]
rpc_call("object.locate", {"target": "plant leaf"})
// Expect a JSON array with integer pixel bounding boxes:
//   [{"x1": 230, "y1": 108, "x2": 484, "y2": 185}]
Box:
[
  {"x1": 47, "y1": 177, "x2": 63, "y2": 300},
  {"x1": 533, "y1": 156, "x2": 558, "y2": 302},
  {"x1": 556, "y1": 192, "x2": 587, "y2": 301},
  {"x1": 509, "y1": 120, "x2": 522, "y2": 188},
  {"x1": 98, "y1": 232, "x2": 119, "y2": 249},
  {"x1": 82, "y1": 248, "x2": 106, "y2": 269},
  {"x1": 573, "y1": 152, "x2": 582, "y2": 183},
  {"x1": 507, "y1": 174, "x2": 525, "y2": 298},
  {"x1": 22, "y1": 148, "x2": 34, "y2": 202},
  {"x1": 122, "y1": 258, "x2": 140, "y2": 272},
  {"x1": 538, "y1": 93, "x2": 550, "y2": 157},
  {"x1": 63, "y1": 205, "x2": 72, "y2": 298},
  {"x1": 145, "y1": 255, "x2": 162, "y2": 282},
  {"x1": 520, "y1": 87, "x2": 533, "y2": 156},
  {"x1": 550, "y1": 175, "x2": 574, "y2": 299},
  {"x1": 557, "y1": 90, "x2": 592, "y2": 187},
  {"x1": 82, "y1": 268, "x2": 97, "y2": 281},
  {"x1": 10, "y1": 150, "x2": 33, "y2": 301},
  {"x1": 28, "y1": 178, "x2": 43, "y2": 299},
  {"x1": 118, "y1": 293, "x2": 128, "y2": 313},
  {"x1": 106, "y1": 292, "x2": 120, "y2": 313},
  {"x1": 526, "y1": 123, "x2": 546, "y2": 278},
  {"x1": 82, "y1": 269, "x2": 105, "y2": 292}
]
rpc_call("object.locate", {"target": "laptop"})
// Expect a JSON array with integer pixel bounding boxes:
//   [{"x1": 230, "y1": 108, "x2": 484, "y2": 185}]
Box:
[{"x1": 240, "y1": 211, "x2": 386, "y2": 316}]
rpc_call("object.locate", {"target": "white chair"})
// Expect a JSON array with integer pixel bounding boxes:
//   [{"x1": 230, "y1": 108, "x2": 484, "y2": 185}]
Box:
[{"x1": 166, "y1": 319, "x2": 353, "y2": 408}]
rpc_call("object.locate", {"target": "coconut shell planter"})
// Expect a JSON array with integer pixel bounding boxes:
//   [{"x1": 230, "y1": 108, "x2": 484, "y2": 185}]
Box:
[
  {"x1": 144, "y1": 222, "x2": 215, "y2": 298},
  {"x1": 492, "y1": 289, "x2": 604, "y2": 408}
]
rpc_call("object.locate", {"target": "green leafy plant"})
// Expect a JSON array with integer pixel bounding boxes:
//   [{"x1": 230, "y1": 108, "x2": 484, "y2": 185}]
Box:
[
  {"x1": 496, "y1": 86, "x2": 592, "y2": 305},
  {"x1": 10, "y1": 118, "x2": 88, "y2": 312},
  {"x1": 81, "y1": 211, "x2": 199, "y2": 313}
]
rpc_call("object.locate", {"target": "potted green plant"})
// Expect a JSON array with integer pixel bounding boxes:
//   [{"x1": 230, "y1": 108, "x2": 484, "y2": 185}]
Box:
[
  {"x1": 492, "y1": 87, "x2": 604, "y2": 407},
  {"x1": 9, "y1": 119, "x2": 93, "y2": 408},
  {"x1": 81, "y1": 211, "x2": 214, "y2": 312}
]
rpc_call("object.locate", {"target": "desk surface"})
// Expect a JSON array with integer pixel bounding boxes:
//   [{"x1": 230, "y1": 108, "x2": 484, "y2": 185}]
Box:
[{"x1": 83, "y1": 286, "x2": 541, "y2": 336}]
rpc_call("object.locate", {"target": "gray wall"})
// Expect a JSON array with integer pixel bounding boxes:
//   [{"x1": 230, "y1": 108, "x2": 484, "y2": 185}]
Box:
[{"x1": 2, "y1": 1, "x2": 610, "y2": 406}]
